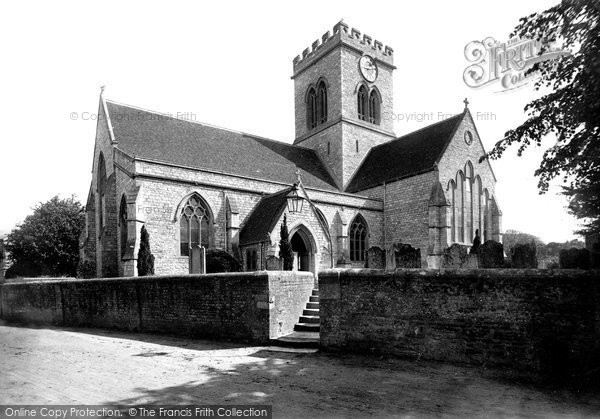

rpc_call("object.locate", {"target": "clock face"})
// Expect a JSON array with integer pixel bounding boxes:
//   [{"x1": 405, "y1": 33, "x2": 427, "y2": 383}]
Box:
[{"x1": 359, "y1": 55, "x2": 378, "y2": 82}]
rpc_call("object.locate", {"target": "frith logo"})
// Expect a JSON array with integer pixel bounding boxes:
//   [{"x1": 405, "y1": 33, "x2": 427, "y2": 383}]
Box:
[{"x1": 463, "y1": 36, "x2": 570, "y2": 92}]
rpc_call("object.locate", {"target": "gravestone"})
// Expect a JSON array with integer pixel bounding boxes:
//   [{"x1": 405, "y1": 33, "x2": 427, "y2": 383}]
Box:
[
  {"x1": 189, "y1": 245, "x2": 206, "y2": 274},
  {"x1": 591, "y1": 242, "x2": 600, "y2": 269},
  {"x1": 511, "y1": 243, "x2": 538, "y2": 268},
  {"x1": 392, "y1": 243, "x2": 421, "y2": 268},
  {"x1": 366, "y1": 246, "x2": 385, "y2": 269},
  {"x1": 464, "y1": 254, "x2": 479, "y2": 269},
  {"x1": 478, "y1": 240, "x2": 504, "y2": 268},
  {"x1": 265, "y1": 255, "x2": 281, "y2": 271},
  {"x1": 442, "y1": 243, "x2": 468, "y2": 268},
  {"x1": 559, "y1": 248, "x2": 590, "y2": 269}
]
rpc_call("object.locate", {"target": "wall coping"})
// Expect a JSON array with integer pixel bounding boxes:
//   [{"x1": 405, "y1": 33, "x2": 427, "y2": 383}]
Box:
[
  {"x1": 0, "y1": 271, "x2": 315, "y2": 288},
  {"x1": 319, "y1": 268, "x2": 600, "y2": 281}
]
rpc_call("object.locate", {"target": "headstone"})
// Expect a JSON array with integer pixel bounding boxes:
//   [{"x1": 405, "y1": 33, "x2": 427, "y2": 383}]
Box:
[
  {"x1": 464, "y1": 253, "x2": 479, "y2": 269},
  {"x1": 478, "y1": 240, "x2": 504, "y2": 268},
  {"x1": 511, "y1": 242, "x2": 538, "y2": 268},
  {"x1": 392, "y1": 243, "x2": 421, "y2": 268},
  {"x1": 265, "y1": 255, "x2": 281, "y2": 271},
  {"x1": 366, "y1": 246, "x2": 385, "y2": 269},
  {"x1": 190, "y1": 245, "x2": 206, "y2": 274},
  {"x1": 591, "y1": 242, "x2": 600, "y2": 269},
  {"x1": 559, "y1": 248, "x2": 590, "y2": 269},
  {"x1": 442, "y1": 243, "x2": 468, "y2": 268}
]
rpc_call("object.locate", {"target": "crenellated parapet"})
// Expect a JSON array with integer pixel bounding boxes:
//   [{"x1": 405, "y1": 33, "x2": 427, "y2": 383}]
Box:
[{"x1": 292, "y1": 21, "x2": 394, "y2": 76}]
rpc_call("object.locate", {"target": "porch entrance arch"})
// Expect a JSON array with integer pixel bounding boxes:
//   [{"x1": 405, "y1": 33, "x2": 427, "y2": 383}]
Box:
[{"x1": 289, "y1": 225, "x2": 317, "y2": 273}]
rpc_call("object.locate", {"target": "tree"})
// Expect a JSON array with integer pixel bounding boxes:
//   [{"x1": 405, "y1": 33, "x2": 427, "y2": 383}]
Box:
[
  {"x1": 5, "y1": 196, "x2": 84, "y2": 278},
  {"x1": 279, "y1": 214, "x2": 294, "y2": 270},
  {"x1": 502, "y1": 229, "x2": 544, "y2": 256},
  {"x1": 137, "y1": 225, "x2": 155, "y2": 276},
  {"x1": 485, "y1": 1, "x2": 600, "y2": 235}
]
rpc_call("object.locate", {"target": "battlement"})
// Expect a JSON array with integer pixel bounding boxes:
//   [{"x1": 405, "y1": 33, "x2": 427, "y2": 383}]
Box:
[{"x1": 293, "y1": 21, "x2": 394, "y2": 74}]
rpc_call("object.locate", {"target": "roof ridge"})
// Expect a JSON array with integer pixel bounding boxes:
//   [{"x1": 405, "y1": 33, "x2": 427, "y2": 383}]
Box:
[
  {"x1": 345, "y1": 110, "x2": 467, "y2": 193},
  {"x1": 371, "y1": 111, "x2": 464, "y2": 151},
  {"x1": 105, "y1": 98, "x2": 294, "y2": 146},
  {"x1": 243, "y1": 132, "x2": 318, "y2": 152}
]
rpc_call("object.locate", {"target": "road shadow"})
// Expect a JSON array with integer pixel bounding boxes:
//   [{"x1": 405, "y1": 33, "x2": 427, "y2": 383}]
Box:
[{"x1": 104, "y1": 348, "x2": 600, "y2": 418}]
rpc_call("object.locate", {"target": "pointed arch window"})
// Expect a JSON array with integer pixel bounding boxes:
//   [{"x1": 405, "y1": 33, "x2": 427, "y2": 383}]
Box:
[
  {"x1": 483, "y1": 189, "x2": 490, "y2": 242},
  {"x1": 451, "y1": 164, "x2": 492, "y2": 244},
  {"x1": 456, "y1": 171, "x2": 465, "y2": 243},
  {"x1": 464, "y1": 162, "x2": 474, "y2": 242},
  {"x1": 357, "y1": 85, "x2": 368, "y2": 121},
  {"x1": 475, "y1": 176, "x2": 482, "y2": 240},
  {"x1": 317, "y1": 81, "x2": 328, "y2": 124},
  {"x1": 97, "y1": 153, "x2": 107, "y2": 233},
  {"x1": 119, "y1": 196, "x2": 128, "y2": 258},
  {"x1": 448, "y1": 180, "x2": 456, "y2": 243},
  {"x1": 368, "y1": 90, "x2": 380, "y2": 124},
  {"x1": 179, "y1": 194, "x2": 212, "y2": 256},
  {"x1": 349, "y1": 214, "x2": 368, "y2": 262},
  {"x1": 307, "y1": 87, "x2": 318, "y2": 129}
]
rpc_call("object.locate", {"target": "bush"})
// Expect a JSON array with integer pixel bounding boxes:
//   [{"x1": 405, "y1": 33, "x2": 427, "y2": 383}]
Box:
[
  {"x1": 5, "y1": 260, "x2": 46, "y2": 279},
  {"x1": 511, "y1": 242, "x2": 538, "y2": 268},
  {"x1": 559, "y1": 247, "x2": 590, "y2": 269},
  {"x1": 206, "y1": 249, "x2": 241, "y2": 273},
  {"x1": 279, "y1": 214, "x2": 293, "y2": 271},
  {"x1": 76, "y1": 259, "x2": 97, "y2": 279},
  {"x1": 137, "y1": 226, "x2": 155, "y2": 276}
]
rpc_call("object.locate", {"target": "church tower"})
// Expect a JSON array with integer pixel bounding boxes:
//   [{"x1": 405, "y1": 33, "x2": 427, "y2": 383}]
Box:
[{"x1": 292, "y1": 21, "x2": 396, "y2": 189}]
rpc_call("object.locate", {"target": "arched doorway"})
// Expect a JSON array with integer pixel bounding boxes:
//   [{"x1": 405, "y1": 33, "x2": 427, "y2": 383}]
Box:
[{"x1": 289, "y1": 226, "x2": 315, "y2": 272}]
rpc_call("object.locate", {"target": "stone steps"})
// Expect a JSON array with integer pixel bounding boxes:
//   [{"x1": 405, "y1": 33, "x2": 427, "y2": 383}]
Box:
[
  {"x1": 269, "y1": 331, "x2": 319, "y2": 349},
  {"x1": 294, "y1": 289, "x2": 319, "y2": 333}
]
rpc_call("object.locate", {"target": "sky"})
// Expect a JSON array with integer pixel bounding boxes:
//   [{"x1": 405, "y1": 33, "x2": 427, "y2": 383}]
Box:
[{"x1": 0, "y1": 0, "x2": 581, "y2": 243}]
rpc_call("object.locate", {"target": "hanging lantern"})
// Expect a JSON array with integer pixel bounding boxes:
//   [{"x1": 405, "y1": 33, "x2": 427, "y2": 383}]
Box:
[{"x1": 286, "y1": 183, "x2": 304, "y2": 213}]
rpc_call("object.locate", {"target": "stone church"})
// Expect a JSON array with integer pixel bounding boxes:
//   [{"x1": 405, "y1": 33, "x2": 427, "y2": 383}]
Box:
[{"x1": 80, "y1": 21, "x2": 502, "y2": 278}]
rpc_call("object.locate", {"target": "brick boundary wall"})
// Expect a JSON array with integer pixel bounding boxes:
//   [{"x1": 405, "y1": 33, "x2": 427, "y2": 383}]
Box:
[
  {"x1": 319, "y1": 269, "x2": 600, "y2": 378},
  {"x1": 0, "y1": 271, "x2": 314, "y2": 343}
]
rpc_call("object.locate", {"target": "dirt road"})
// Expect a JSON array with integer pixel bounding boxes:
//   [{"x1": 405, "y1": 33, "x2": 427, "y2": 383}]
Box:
[{"x1": 0, "y1": 324, "x2": 598, "y2": 418}]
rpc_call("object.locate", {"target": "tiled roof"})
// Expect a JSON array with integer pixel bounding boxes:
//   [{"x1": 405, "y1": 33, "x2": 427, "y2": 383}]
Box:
[
  {"x1": 239, "y1": 188, "x2": 290, "y2": 246},
  {"x1": 105, "y1": 101, "x2": 338, "y2": 191},
  {"x1": 345, "y1": 113, "x2": 465, "y2": 193}
]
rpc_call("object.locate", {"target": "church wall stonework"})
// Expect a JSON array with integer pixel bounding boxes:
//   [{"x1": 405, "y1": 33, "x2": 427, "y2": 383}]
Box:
[
  {"x1": 339, "y1": 47, "x2": 394, "y2": 134},
  {"x1": 437, "y1": 112, "x2": 500, "y2": 245},
  {"x1": 90, "y1": 101, "x2": 119, "y2": 278},
  {"x1": 294, "y1": 47, "x2": 342, "y2": 139},
  {"x1": 114, "y1": 150, "x2": 138, "y2": 277},
  {"x1": 107, "y1": 158, "x2": 385, "y2": 276},
  {"x1": 341, "y1": 122, "x2": 392, "y2": 187},
  {"x1": 293, "y1": 124, "x2": 344, "y2": 188},
  {"x1": 381, "y1": 171, "x2": 438, "y2": 264}
]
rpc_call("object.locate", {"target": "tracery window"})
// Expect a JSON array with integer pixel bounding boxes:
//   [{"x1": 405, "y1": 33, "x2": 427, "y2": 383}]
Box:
[
  {"x1": 307, "y1": 87, "x2": 318, "y2": 129},
  {"x1": 368, "y1": 90, "x2": 380, "y2": 124},
  {"x1": 179, "y1": 194, "x2": 211, "y2": 256},
  {"x1": 357, "y1": 85, "x2": 368, "y2": 121},
  {"x1": 349, "y1": 214, "x2": 368, "y2": 262},
  {"x1": 97, "y1": 153, "x2": 106, "y2": 233},
  {"x1": 119, "y1": 195, "x2": 127, "y2": 258},
  {"x1": 317, "y1": 81, "x2": 328, "y2": 124}
]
